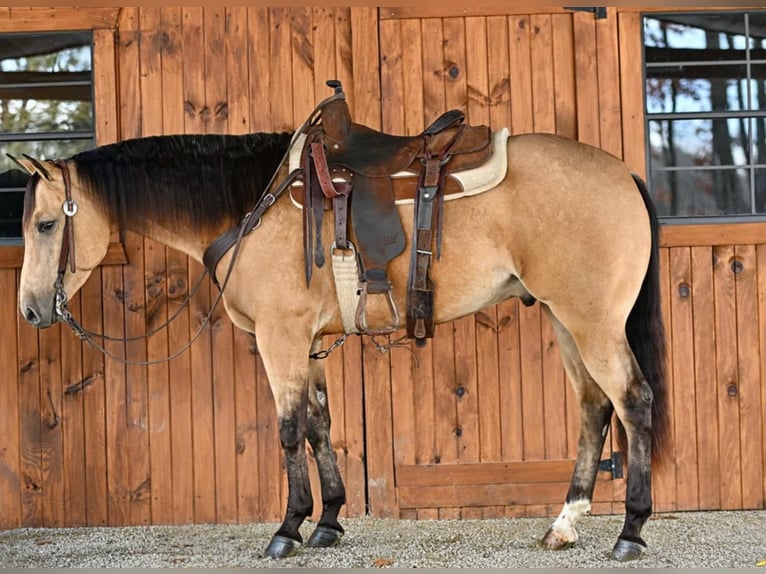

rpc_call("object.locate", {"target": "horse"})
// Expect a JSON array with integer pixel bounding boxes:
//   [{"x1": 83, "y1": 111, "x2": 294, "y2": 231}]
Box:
[{"x1": 11, "y1": 99, "x2": 669, "y2": 562}]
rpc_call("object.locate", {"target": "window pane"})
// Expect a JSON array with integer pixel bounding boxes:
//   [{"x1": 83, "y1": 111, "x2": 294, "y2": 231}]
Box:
[
  {"x1": 0, "y1": 138, "x2": 94, "y2": 174},
  {"x1": 0, "y1": 190, "x2": 24, "y2": 238},
  {"x1": 644, "y1": 14, "x2": 749, "y2": 62},
  {"x1": 646, "y1": 66, "x2": 749, "y2": 113},
  {"x1": 748, "y1": 12, "x2": 766, "y2": 56},
  {"x1": 755, "y1": 168, "x2": 766, "y2": 213},
  {"x1": 649, "y1": 118, "x2": 751, "y2": 169},
  {"x1": 650, "y1": 167, "x2": 751, "y2": 217},
  {"x1": 0, "y1": 98, "x2": 93, "y2": 133}
]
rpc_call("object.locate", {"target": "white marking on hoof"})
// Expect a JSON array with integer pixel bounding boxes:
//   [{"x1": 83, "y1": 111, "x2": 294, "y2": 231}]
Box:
[{"x1": 541, "y1": 499, "x2": 591, "y2": 549}]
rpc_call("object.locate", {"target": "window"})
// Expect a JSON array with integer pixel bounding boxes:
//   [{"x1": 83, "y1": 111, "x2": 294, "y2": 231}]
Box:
[
  {"x1": 0, "y1": 31, "x2": 94, "y2": 242},
  {"x1": 644, "y1": 11, "x2": 766, "y2": 221}
]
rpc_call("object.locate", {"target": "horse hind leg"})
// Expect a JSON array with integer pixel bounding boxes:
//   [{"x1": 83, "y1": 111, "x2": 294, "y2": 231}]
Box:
[
  {"x1": 304, "y1": 349, "x2": 346, "y2": 548},
  {"x1": 563, "y1": 315, "x2": 656, "y2": 561},
  {"x1": 541, "y1": 307, "x2": 614, "y2": 551}
]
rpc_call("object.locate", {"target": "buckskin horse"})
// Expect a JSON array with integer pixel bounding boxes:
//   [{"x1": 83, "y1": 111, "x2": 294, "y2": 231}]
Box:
[{"x1": 11, "y1": 81, "x2": 668, "y2": 562}]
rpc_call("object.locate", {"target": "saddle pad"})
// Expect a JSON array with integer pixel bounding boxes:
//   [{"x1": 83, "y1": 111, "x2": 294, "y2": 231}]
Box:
[{"x1": 288, "y1": 127, "x2": 510, "y2": 207}]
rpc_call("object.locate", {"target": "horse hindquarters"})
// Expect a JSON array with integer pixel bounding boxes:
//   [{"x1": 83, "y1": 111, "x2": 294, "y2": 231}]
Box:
[{"x1": 539, "y1": 173, "x2": 669, "y2": 561}]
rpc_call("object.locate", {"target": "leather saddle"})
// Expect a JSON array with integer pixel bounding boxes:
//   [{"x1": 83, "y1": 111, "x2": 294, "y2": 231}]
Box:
[{"x1": 302, "y1": 80, "x2": 493, "y2": 344}]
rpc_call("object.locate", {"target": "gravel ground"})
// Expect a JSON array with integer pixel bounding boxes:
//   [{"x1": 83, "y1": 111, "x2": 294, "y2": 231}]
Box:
[{"x1": 0, "y1": 510, "x2": 764, "y2": 568}]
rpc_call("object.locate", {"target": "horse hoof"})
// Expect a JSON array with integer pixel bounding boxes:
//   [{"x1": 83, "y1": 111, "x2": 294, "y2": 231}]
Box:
[
  {"x1": 540, "y1": 527, "x2": 576, "y2": 550},
  {"x1": 264, "y1": 535, "x2": 302, "y2": 558},
  {"x1": 306, "y1": 524, "x2": 344, "y2": 548},
  {"x1": 611, "y1": 538, "x2": 646, "y2": 561}
]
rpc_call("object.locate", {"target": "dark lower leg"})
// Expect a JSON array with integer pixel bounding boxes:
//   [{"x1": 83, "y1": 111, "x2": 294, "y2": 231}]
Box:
[
  {"x1": 307, "y1": 378, "x2": 346, "y2": 532},
  {"x1": 617, "y1": 380, "x2": 654, "y2": 547},
  {"x1": 275, "y1": 397, "x2": 313, "y2": 543},
  {"x1": 566, "y1": 397, "x2": 614, "y2": 503}
]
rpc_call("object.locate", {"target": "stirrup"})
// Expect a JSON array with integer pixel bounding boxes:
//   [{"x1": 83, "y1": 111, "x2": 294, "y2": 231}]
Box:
[{"x1": 354, "y1": 281, "x2": 400, "y2": 335}]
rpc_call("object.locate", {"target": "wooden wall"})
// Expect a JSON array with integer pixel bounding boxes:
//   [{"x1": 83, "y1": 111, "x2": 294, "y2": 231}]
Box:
[{"x1": 0, "y1": 7, "x2": 764, "y2": 530}]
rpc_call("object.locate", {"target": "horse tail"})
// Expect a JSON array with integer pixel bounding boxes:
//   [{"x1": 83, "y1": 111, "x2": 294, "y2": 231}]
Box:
[{"x1": 616, "y1": 172, "x2": 670, "y2": 469}]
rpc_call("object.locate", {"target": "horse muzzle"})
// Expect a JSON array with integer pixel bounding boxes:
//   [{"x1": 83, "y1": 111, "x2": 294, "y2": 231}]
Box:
[{"x1": 20, "y1": 296, "x2": 56, "y2": 328}]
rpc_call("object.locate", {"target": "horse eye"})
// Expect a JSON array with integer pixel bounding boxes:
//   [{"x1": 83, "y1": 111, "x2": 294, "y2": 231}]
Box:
[{"x1": 36, "y1": 220, "x2": 55, "y2": 234}]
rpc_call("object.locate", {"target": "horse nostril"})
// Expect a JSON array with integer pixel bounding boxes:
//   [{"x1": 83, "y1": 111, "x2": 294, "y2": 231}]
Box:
[{"x1": 24, "y1": 306, "x2": 41, "y2": 326}]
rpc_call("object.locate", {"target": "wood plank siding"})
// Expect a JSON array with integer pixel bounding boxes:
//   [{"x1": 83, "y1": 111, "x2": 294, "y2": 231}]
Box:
[{"x1": 0, "y1": 6, "x2": 764, "y2": 529}]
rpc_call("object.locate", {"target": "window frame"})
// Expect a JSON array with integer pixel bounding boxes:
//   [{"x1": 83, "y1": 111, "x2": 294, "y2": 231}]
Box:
[
  {"x1": 0, "y1": 8, "x2": 125, "y2": 268},
  {"x1": 0, "y1": 29, "x2": 97, "y2": 245},
  {"x1": 641, "y1": 9, "x2": 766, "y2": 225}
]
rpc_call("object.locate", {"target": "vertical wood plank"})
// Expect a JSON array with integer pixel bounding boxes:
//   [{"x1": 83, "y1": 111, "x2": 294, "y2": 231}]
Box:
[
  {"x1": 758, "y1": 245, "x2": 766, "y2": 510},
  {"x1": 0, "y1": 270, "x2": 21, "y2": 529},
  {"x1": 160, "y1": 5, "x2": 195, "y2": 525},
  {"x1": 508, "y1": 14, "x2": 533, "y2": 135},
  {"x1": 204, "y1": 4, "x2": 238, "y2": 525},
  {"x1": 182, "y1": 6, "x2": 217, "y2": 524},
  {"x1": 139, "y1": 6, "x2": 173, "y2": 526},
  {"x1": 101, "y1": 263, "x2": 129, "y2": 524},
  {"x1": 551, "y1": 13, "x2": 575, "y2": 139},
  {"x1": 653, "y1": 248, "x2": 677, "y2": 512},
  {"x1": 595, "y1": 11, "x2": 623, "y2": 158},
  {"x1": 713, "y1": 245, "x2": 743, "y2": 509},
  {"x1": 573, "y1": 12, "x2": 598, "y2": 146},
  {"x1": 617, "y1": 11, "x2": 645, "y2": 176},
  {"x1": 530, "y1": 14, "x2": 555, "y2": 133},
  {"x1": 38, "y1": 326, "x2": 64, "y2": 527},
  {"x1": 118, "y1": 7, "x2": 152, "y2": 526},
  {"x1": 247, "y1": 8, "x2": 271, "y2": 133},
  {"x1": 669, "y1": 247, "x2": 699, "y2": 510},
  {"x1": 691, "y1": 246, "x2": 720, "y2": 510},
  {"x1": 88, "y1": 28, "x2": 116, "y2": 527},
  {"x1": 421, "y1": 18, "x2": 446, "y2": 127},
  {"x1": 341, "y1": 335, "x2": 366, "y2": 517},
  {"x1": 18, "y1": 298, "x2": 41, "y2": 526},
  {"x1": 734, "y1": 245, "x2": 764, "y2": 509},
  {"x1": 60, "y1": 296, "x2": 85, "y2": 527}
]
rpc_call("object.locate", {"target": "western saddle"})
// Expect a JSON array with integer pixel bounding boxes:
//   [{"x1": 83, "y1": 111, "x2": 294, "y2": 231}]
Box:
[{"x1": 301, "y1": 80, "x2": 493, "y2": 346}]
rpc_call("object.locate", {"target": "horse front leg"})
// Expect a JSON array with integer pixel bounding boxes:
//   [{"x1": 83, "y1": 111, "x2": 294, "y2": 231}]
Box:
[
  {"x1": 304, "y1": 348, "x2": 346, "y2": 548},
  {"x1": 257, "y1": 330, "x2": 314, "y2": 559}
]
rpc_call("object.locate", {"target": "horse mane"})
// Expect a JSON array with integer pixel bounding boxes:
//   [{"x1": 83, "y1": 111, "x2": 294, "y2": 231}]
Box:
[{"x1": 71, "y1": 131, "x2": 293, "y2": 235}]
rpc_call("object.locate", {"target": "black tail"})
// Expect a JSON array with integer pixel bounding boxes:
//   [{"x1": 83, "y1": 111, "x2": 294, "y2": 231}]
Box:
[{"x1": 616, "y1": 173, "x2": 670, "y2": 468}]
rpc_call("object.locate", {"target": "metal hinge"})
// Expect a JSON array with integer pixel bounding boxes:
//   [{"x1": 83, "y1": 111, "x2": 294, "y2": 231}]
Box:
[
  {"x1": 565, "y1": 7, "x2": 608, "y2": 19},
  {"x1": 599, "y1": 451, "x2": 624, "y2": 479}
]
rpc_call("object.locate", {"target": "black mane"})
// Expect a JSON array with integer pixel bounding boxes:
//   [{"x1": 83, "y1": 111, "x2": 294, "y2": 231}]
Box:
[{"x1": 72, "y1": 131, "x2": 293, "y2": 235}]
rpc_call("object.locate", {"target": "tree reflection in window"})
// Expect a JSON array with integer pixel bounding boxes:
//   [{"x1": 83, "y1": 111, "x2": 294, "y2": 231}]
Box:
[
  {"x1": 644, "y1": 11, "x2": 766, "y2": 219},
  {"x1": 0, "y1": 31, "x2": 94, "y2": 241}
]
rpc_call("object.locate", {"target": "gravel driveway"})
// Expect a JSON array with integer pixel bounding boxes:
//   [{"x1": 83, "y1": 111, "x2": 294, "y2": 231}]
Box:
[{"x1": 0, "y1": 510, "x2": 764, "y2": 568}]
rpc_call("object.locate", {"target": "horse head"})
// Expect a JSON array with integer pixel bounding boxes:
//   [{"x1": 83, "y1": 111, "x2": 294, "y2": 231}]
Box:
[{"x1": 10, "y1": 154, "x2": 111, "y2": 328}]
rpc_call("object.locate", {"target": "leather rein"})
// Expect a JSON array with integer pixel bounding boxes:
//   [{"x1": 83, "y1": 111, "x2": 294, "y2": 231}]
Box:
[{"x1": 50, "y1": 95, "x2": 340, "y2": 366}]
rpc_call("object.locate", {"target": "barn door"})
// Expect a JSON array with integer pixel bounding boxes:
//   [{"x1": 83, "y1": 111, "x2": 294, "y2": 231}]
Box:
[{"x1": 362, "y1": 8, "x2": 626, "y2": 519}]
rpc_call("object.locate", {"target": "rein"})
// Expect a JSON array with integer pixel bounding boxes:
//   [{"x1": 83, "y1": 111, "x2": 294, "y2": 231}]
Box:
[{"x1": 51, "y1": 90, "x2": 347, "y2": 366}]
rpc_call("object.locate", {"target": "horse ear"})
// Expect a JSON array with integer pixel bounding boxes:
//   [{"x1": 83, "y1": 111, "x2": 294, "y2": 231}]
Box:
[{"x1": 6, "y1": 153, "x2": 53, "y2": 181}]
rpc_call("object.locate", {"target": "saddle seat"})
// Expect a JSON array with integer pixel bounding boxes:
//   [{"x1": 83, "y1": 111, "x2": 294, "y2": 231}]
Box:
[{"x1": 300, "y1": 80, "x2": 495, "y2": 343}]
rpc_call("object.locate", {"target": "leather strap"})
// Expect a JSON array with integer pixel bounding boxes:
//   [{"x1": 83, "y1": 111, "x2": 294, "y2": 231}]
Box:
[
  {"x1": 55, "y1": 160, "x2": 77, "y2": 275},
  {"x1": 203, "y1": 169, "x2": 301, "y2": 285}
]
